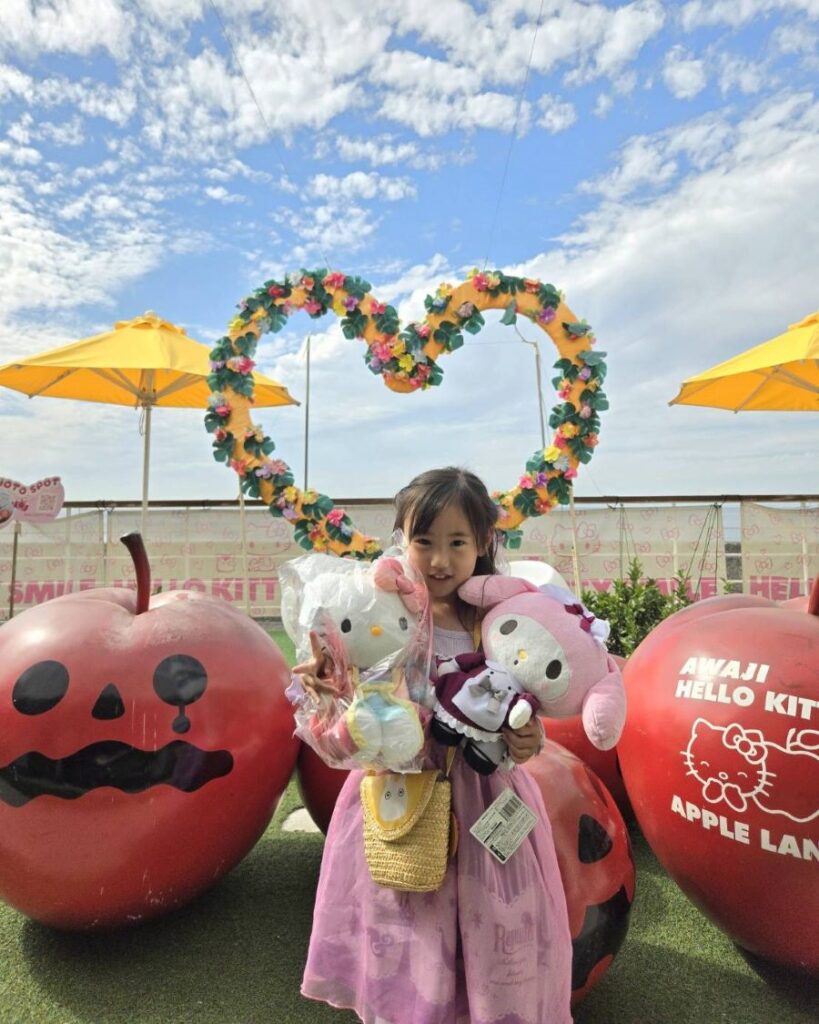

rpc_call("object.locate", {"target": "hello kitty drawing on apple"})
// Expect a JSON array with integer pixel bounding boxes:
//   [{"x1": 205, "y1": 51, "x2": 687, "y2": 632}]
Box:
[{"x1": 682, "y1": 718, "x2": 819, "y2": 823}]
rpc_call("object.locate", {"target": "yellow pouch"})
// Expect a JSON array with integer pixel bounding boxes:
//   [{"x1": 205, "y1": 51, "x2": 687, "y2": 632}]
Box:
[{"x1": 360, "y1": 768, "x2": 452, "y2": 893}]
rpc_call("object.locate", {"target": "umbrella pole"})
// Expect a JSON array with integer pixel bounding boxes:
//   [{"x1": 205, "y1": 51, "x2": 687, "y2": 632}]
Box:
[{"x1": 141, "y1": 401, "x2": 152, "y2": 540}]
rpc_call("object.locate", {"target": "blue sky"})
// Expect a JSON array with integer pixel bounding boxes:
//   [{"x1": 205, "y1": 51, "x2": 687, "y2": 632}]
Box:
[{"x1": 0, "y1": 0, "x2": 817, "y2": 507}]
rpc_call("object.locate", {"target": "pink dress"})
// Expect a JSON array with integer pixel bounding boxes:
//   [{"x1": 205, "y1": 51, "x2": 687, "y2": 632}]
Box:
[{"x1": 301, "y1": 626, "x2": 573, "y2": 1024}]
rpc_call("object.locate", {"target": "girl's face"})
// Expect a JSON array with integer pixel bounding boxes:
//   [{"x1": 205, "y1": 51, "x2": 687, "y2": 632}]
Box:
[{"x1": 404, "y1": 502, "x2": 483, "y2": 604}]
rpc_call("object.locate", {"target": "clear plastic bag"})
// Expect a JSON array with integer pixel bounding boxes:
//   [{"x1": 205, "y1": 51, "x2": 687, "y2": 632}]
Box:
[{"x1": 280, "y1": 550, "x2": 433, "y2": 772}]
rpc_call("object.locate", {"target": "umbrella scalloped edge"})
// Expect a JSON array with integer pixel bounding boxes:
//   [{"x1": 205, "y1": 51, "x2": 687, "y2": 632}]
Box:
[{"x1": 205, "y1": 268, "x2": 609, "y2": 558}]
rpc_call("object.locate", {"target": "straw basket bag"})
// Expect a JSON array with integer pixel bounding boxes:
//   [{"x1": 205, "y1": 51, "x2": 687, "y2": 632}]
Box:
[{"x1": 360, "y1": 761, "x2": 455, "y2": 893}]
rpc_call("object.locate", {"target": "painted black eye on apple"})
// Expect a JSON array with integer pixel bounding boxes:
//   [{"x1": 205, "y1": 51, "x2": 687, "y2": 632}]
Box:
[
  {"x1": 12, "y1": 661, "x2": 69, "y2": 715},
  {"x1": 153, "y1": 654, "x2": 208, "y2": 734}
]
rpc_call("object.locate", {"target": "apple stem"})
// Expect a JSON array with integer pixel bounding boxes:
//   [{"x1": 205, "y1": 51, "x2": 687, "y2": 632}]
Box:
[
  {"x1": 120, "y1": 533, "x2": 151, "y2": 614},
  {"x1": 808, "y1": 575, "x2": 819, "y2": 618}
]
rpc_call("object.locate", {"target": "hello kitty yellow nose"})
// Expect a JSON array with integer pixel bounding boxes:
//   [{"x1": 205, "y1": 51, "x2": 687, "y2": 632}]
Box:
[
  {"x1": 371, "y1": 625, "x2": 384, "y2": 637},
  {"x1": 517, "y1": 649, "x2": 528, "y2": 661}
]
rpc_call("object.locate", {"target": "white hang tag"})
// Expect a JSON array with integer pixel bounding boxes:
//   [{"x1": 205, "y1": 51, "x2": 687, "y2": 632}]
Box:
[{"x1": 469, "y1": 789, "x2": 538, "y2": 864}]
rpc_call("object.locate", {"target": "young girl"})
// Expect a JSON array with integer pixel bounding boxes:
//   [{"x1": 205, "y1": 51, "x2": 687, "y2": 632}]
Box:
[{"x1": 296, "y1": 467, "x2": 574, "y2": 1024}]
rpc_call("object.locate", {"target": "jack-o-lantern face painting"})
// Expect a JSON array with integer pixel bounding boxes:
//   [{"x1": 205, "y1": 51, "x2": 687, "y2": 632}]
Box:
[{"x1": 0, "y1": 535, "x2": 298, "y2": 930}]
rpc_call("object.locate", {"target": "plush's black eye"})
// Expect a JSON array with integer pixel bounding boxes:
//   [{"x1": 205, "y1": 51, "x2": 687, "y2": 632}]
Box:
[
  {"x1": 153, "y1": 655, "x2": 208, "y2": 734},
  {"x1": 340, "y1": 618, "x2": 352, "y2": 633},
  {"x1": 499, "y1": 619, "x2": 517, "y2": 635},
  {"x1": 398, "y1": 616, "x2": 408, "y2": 631},
  {"x1": 13, "y1": 661, "x2": 69, "y2": 715},
  {"x1": 546, "y1": 659, "x2": 563, "y2": 679}
]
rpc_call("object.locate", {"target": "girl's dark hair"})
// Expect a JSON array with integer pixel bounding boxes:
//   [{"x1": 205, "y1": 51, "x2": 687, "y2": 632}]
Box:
[{"x1": 393, "y1": 466, "x2": 500, "y2": 576}]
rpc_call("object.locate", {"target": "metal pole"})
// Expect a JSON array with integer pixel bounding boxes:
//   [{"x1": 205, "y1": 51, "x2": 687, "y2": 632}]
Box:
[
  {"x1": 568, "y1": 491, "x2": 583, "y2": 597},
  {"x1": 238, "y1": 481, "x2": 250, "y2": 615},
  {"x1": 515, "y1": 328, "x2": 547, "y2": 448},
  {"x1": 304, "y1": 335, "x2": 311, "y2": 489},
  {"x1": 8, "y1": 520, "x2": 21, "y2": 619}
]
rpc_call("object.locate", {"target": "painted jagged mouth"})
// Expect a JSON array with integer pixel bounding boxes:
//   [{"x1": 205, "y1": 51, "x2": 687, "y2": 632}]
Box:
[{"x1": 0, "y1": 740, "x2": 234, "y2": 807}]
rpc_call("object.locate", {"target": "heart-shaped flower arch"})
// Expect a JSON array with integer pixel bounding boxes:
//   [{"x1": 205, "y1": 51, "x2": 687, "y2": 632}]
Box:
[{"x1": 205, "y1": 268, "x2": 608, "y2": 558}]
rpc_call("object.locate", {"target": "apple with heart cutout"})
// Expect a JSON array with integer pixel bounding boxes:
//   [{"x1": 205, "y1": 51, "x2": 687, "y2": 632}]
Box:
[
  {"x1": 0, "y1": 533, "x2": 298, "y2": 929},
  {"x1": 618, "y1": 576, "x2": 819, "y2": 973}
]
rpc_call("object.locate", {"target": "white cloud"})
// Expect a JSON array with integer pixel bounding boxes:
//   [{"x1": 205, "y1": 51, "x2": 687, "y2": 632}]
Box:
[
  {"x1": 680, "y1": 0, "x2": 819, "y2": 30},
  {"x1": 0, "y1": 139, "x2": 41, "y2": 165},
  {"x1": 274, "y1": 202, "x2": 382, "y2": 267},
  {"x1": 0, "y1": 0, "x2": 134, "y2": 60},
  {"x1": 579, "y1": 136, "x2": 678, "y2": 199},
  {"x1": 536, "y1": 94, "x2": 577, "y2": 133},
  {"x1": 203, "y1": 185, "x2": 247, "y2": 204},
  {"x1": 771, "y1": 21, "x2": 819, "y2": 53},
  {"x1": 717, "y1": 54, "x2": 768, "y2": 94},
  {"x1": 203, "y1": 158, "x2": 273, "y2": 184},
  {"x1": 379, "y1": 90, "x2": 528, "y2": 137},
  {"x1": 594, "y1": 93, "x2": 615, "y2": 117},
  {"x1": 662, "y1": 45, "x2": 708, "y2": 99},
  {"x1": 394, "y1": 0, "x2": 665, "y2": 88},
  {"x1": 561, "y1": 0, "x2": 666, "y2": 85},
  {"x1": 323, "y1": 133, "x2": 447, "y2": 171},
  {"x1": 308, "y1": 172, "x2": 416, "y2": 203},
  {"x1": 7, "y1": 111, "x2": 85, "y2": 147},
  {"x1": 370, "y1": 50, "x2": 481, "y2": 96}
]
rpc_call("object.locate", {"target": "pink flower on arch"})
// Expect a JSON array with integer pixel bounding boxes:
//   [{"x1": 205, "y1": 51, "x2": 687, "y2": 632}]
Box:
[
  {"x1": 227, "y1": 356, "x2": 255, "y2": 374},
  {"x1": 538, "y1": 307, "x2": 556, "y2": 325}
]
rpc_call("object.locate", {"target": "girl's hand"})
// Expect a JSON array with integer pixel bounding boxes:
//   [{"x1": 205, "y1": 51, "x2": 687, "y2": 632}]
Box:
[
  {"x1": 293, "y1": 631, "x2": 337, "y2": 699},
  {"x1": 502, "y1": 718, "x2": 544, "y2": 765}
]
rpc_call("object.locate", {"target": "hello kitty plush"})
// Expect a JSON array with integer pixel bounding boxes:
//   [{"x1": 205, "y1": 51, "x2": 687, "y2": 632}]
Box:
[
  {"x1": 280, "y1": 552, "x2": 431, "y2": 772},
  {"x1": 431, "y1": 576, "x2": 626, "y2": 774}
]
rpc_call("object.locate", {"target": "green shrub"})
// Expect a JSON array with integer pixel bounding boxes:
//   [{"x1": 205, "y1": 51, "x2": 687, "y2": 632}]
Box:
[{"x1": 581, "y1": 558, "x2": 692, "y2": 658}]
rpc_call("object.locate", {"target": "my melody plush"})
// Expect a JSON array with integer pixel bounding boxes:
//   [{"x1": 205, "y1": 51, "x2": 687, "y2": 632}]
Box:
[
  {"x1": 431, "y1": 576, "x2": 626, "y2": 774},
  {"x1": 281, "y1": 552, "x2": 431, "y2": 772}
]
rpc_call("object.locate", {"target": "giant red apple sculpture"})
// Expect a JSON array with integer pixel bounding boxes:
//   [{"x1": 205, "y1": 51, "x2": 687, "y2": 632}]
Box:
[
  {"x1": 525, "y1": 740, "x2": 635, "y2": 1006},
  {"x1": 618, "y1": 576, "x2": 819, "y2": 974},
  {"x1": 0, "y1": 533, "x2": 298, "y2": 929}
]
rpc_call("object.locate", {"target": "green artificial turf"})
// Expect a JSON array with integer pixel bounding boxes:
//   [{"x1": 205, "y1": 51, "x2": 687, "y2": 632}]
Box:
[{"x1": 0, "y1": 630, "x2": 815, "y2": 1024}]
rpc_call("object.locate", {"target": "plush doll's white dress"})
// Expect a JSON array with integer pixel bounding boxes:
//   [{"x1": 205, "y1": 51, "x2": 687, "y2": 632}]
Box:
[{"x1": 300, "y1": 626, "x2": 573, "y2": 1024}]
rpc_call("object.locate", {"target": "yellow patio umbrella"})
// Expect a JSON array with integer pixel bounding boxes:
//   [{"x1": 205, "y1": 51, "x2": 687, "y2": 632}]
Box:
[
  {"x1": 0, "y1": 312, "x2": 298, "y2": 531},
  {"x1": 669, "y1": 311, "x2": 819, "y2": 412}
]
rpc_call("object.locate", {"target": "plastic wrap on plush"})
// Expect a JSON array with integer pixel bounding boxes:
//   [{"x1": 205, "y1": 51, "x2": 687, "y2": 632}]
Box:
[{"x1": 279, "y1": 550, "x2": 433, "y2": 772}]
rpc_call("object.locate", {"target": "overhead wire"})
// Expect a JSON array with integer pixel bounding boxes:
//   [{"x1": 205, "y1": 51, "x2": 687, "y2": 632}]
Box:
[
  {"x1": 206, "y1": 0, "x2": 331, "y2": 271},
  {"x1": 479, "y1": 0, "x2": 544, "y2": 272}
]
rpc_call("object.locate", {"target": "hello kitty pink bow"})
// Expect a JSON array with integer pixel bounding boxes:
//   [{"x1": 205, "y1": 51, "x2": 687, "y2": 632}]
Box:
[{"x1": 373, "y1": 557, "x2": 425, "y2": 615}]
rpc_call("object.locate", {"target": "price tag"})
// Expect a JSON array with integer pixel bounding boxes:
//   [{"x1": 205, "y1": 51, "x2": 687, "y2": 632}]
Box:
[{"x1": 469, "y1": 789, "x2": 538, "y2": 864}]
